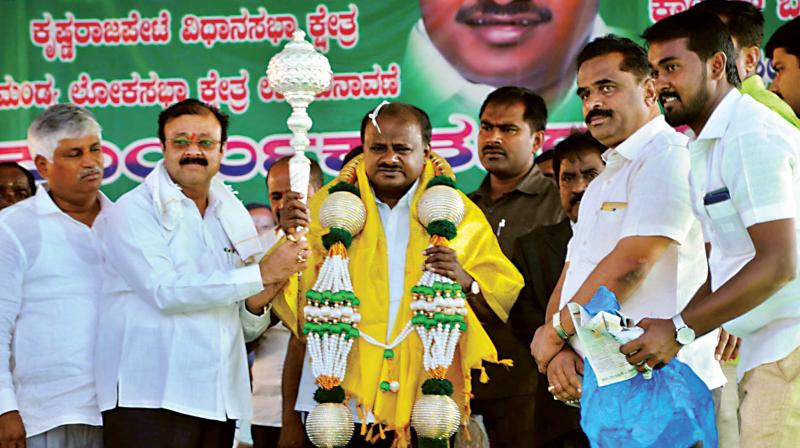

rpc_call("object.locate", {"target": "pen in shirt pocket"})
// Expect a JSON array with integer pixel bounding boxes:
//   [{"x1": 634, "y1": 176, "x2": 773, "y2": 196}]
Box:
[
  {"x1": 496, "y1": 218, "x2": 506, "y2": 237},
  {"x1": 224, "y1": 247, "x2": 236, "y2": 266}
]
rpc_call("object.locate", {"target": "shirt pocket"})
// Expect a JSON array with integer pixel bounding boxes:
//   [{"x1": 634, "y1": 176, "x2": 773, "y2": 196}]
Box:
[
  {"x1": 705, "y1": 199, "x2": 753, "y2": 254},
  {"x1": 586, "y1": 208, "x2": 626, "y2": 263}
]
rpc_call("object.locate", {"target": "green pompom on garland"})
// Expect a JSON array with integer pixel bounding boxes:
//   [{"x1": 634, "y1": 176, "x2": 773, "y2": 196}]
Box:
[
  {"x1": 328, "y1": 181, "x2": 359, "y2": 196},
  {"x1": 322, "y1": 227, "x2": 354, "y2": 249},
  {"x1": 313, "y1": 385, "x2": 346, "y2": 404},
  {"x1": 418, "y1": 438, "x2": 449, "y2": 448},
  {"x1": 421, "y1": 378, "x2": 454, "y2": 396},
  {"x1": 426, "y1": 219, "x2": 457, "y2": 240},
  {"x1": 426, "y1": 175, "x2": 457, "y2": 190}
]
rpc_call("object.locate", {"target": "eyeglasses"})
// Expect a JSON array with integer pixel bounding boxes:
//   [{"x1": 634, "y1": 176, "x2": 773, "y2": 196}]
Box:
[{"x1": 169, "y1": 136, "x2": 221, "y2": 150}]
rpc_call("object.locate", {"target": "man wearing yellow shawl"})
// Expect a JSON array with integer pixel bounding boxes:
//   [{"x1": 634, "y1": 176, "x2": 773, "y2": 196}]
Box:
[{"x1": 272, "y1": 102, "x2": 522, "y2": 448}]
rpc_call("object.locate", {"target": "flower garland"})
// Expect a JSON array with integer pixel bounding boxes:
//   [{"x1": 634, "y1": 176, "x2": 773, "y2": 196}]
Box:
[
  {"x1": 303, "y1": 153, "x2": 467, "y2": 448},
  {"x1": 302, "y1": 178, "x2": 366, "y2": 448},
  {"x1": 409, "y1": 168, "x2": 466, "y2": 448}
]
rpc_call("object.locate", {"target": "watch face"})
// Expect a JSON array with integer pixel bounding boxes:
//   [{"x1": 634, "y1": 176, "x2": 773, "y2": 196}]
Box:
[{"x1": 676, "y1": 327, "x2": 696, "y2": 345}]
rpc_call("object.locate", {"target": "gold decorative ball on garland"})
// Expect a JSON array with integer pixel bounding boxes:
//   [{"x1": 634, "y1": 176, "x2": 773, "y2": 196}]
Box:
[
  {"x1": 410, "y1": 394, "x2": 461, "y2": 439},
  {"x1": 417, "y1": 185, "x2": 464, "y2": 228},
  {"x1": 318, "y1": 190, "x2": 367, "y2": 236},
  {"x1": 305, "y1": 402, "x2": 355, "y2": 448}
]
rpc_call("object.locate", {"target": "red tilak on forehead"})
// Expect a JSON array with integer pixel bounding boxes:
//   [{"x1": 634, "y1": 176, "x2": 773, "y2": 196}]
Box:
[{"x1": 190, "y1": 132, "x2": 196, "y2": 141}]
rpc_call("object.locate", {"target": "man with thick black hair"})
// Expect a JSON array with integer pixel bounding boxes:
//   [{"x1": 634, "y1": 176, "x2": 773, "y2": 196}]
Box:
[{"x1": 638, "y1": 10, "x2": 800, "y2": 446}]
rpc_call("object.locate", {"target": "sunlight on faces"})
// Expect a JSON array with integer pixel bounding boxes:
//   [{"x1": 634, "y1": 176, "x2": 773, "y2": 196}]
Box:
[
  {"x1": 648, "y1": 38, "x2": 711, "y2": 128},
  {"x1": 162, "y1": 113, "x2": 224, "y2": 191},
  {"x1": 420, "y1": 0, "x2": 598, "y2": 87},
  {"x1": 363, "y1": 114, "x2": 429, "y2": 198},
  {"x1": 558, "y1": 150, "x2": 604, "y2": 222},
  {"x1": 478, "y1": 101, "x2": 541, "y2": 178},
  {"x1": 577, "y1": 52, "x2": 656, "y2": 147},
  {"x1": 35, "y1": 133, "x2": 104, "y2": 199},
  {"x1": 770, "y1": 48, "x2": 800, "y2": 116}
]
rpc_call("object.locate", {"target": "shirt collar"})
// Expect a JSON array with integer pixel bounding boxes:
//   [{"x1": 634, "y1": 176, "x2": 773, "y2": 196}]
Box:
[
  {"x1": 604, "y1": 115, "x2": 670, "y2": 162},
  {"x1": 472, "y1": 164, "x2": 549, "y2": 201},
  {"x1": 34, "y1": 183, "x2": 112, "y2": 217},
  {"x1": 374, "y1": 179, "x2": 420, "y2": 209},
  {"x1": 516, "y1": 164, "x2": 552, "y2": 194},
  {"x1": 696, "y1": 89, "x2": 741, "y2": 141}
]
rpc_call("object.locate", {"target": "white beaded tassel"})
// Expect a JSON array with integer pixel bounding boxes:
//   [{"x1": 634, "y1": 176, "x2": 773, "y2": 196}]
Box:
[
  {"x1": 303, "y1": 248, "x2": 359, "y2": 384},
  {"x1": 411, "y1": 261, "x2": 468, "y2": 374}
]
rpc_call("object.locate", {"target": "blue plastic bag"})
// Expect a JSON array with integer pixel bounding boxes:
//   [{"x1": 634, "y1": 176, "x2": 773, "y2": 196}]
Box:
[{"x1": 578, "y1": 287, "x2": 718, "y2": 448}]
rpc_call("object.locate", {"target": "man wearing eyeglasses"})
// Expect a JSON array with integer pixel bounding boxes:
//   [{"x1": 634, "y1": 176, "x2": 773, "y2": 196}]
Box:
[{"x1": 94, "y1": 99, "x2": 310, "y2": 448}]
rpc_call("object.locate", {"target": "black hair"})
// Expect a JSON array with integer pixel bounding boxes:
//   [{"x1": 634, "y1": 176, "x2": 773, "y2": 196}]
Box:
[
  {"x1": 266, "y1": 155, "x2": 324, "y2": 190},
  {"x1": 577, "y1": 35, "x2": 653, "y2": 81},
  {"x1": 0, "y1": 162, "x2": 37, "y2": 195},
  {"x1": 642, "y1": 9, "x2": 741, "y2": 86},
  {"x1": 158, "y1": 99, "x2": 230, "y2": 145},
  {"x1": 479, "y1": 86, "x2": 548, "y2": 132},
  {"x1": 342, "y1": 145, "x2": 363, "y2": 167},
  {"x1": 693, "y1": 0, "x2": 764, "y2": 48},
  {"x1": 245, "y1": 202, "x2": 271, "y2": 211},
  {"x1": 534, "y1": 150, "x2": 554, "y2": 165},
  {"x1": 765, "y1": 16, "x2": 800, "y2": 60},
  {"x1": 359, "y1": 102, "x2": 433, "y2": 146},
  {"x1": 551, "y1": 131, "x2": 606, "y2": 181}
]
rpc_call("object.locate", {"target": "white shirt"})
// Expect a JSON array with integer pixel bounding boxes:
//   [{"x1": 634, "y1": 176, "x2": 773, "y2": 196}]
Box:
[
  {"x1": 295, "y1": 181, "x2": 419, "y2": 418},
  {"x1": 0, "y1": 187, "x2": 109, "y2": 436},
  {"x1": 252, "y1": 228, "x2": 290, "y2": 427},
  {"x1": 561, "y1": 116, "x2": 726, "y2": 390},
  {"x1": 95, "y1": 166, "x2": 269, "y2": 421},
  {"x1": 687, "y1": 89, "x2": 800, "y2": 380}
]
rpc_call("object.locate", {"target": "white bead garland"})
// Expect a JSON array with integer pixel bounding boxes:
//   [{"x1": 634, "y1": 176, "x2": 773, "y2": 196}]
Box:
[
  {"x1": 410, "y1": 248, "x2": 468, "y2": 374},
  {"x1": 305, "y1": 251, "x2": 360, "y2": 385}
]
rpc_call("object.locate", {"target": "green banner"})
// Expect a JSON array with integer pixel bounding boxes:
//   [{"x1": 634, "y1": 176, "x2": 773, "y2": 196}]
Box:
[{"x1": 1, "y1": 0, "x2": 796, "y2": 204}]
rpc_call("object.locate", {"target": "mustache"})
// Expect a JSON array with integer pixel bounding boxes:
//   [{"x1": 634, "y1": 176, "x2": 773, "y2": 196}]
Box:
[
  {"x1": 179, "y1": 156, "x2": 208, "y2": 166},
  {"x1": 481, "y1": 144, "x2": 505, "y2": 154},
  {"x1": 455, "y1": 0, "x2": 553, "y2": 25},
  {"x1": 659, "y1": 90, "x2": 682, "y2": 102},
  {"x1": 79, "y1": 166, "x2": 102, "y2": 179},
  {"x1": 570, "y1": 191, "x2": 584, "y2": 205},
  {"x1": 377, "y1": 163, "x2": 402, "y2": 171},
  {"x1": 585, "y1": 109, "x2": 613, "y2": 124}
]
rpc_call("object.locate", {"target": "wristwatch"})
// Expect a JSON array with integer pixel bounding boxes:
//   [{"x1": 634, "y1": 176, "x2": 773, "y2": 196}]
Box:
[
  {"x1": 672, "y1": 313, "x2": 696, "y2": 345},
  {"x1": 469, "y1": 280, "x2": 480, "y2": 295}
]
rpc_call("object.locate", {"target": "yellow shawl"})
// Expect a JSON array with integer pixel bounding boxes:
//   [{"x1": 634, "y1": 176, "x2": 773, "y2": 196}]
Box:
[{"x1": 272, "y1": 157, "x2": 523, "y2": 445}]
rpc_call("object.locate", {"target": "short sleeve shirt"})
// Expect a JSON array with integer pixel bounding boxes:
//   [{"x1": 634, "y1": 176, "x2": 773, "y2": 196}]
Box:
[
  {"x1": 562, "y1": 115, "x2": 725, "y2": 389},
  {"x1": 688, "y1": 89, "x2": 800, "y2": 378}
]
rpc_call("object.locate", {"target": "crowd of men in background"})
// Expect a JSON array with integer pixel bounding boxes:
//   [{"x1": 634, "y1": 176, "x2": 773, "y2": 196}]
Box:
[{"x1": 1, "y1": 2, "x2": 799, "y2": 447}]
